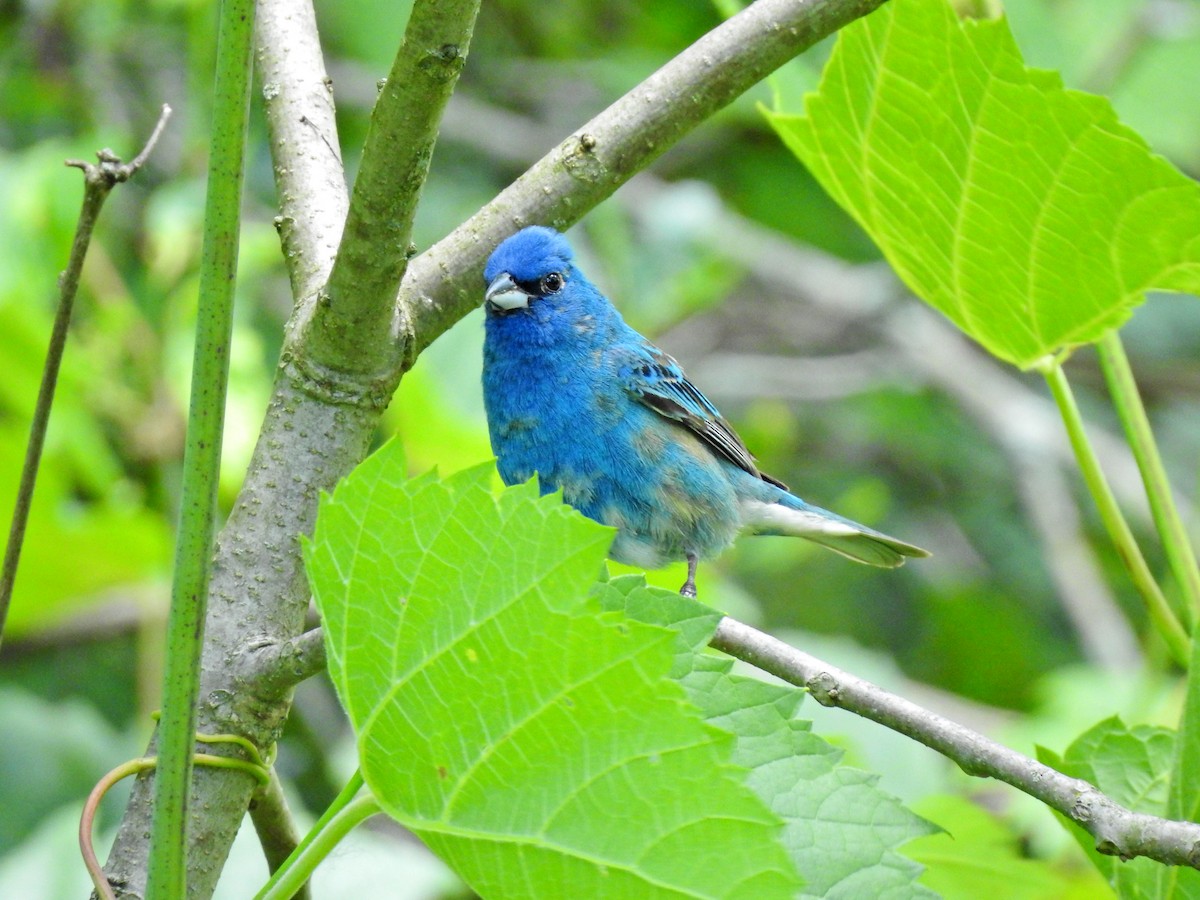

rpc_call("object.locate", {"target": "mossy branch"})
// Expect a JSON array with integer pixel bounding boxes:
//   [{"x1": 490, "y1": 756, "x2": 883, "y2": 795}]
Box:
[{"x1": 302, "y1": 0, "x2": 481, "y2": 380}]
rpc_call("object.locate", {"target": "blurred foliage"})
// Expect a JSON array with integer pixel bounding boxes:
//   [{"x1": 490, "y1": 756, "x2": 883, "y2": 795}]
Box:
[{"x1": 0, "y1": 0, "x2": 1198, "y2": 894}]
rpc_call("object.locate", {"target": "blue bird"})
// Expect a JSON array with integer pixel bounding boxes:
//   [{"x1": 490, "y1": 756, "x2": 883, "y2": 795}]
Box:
[{"x1": 481, "y1": 226, "x2": 928, "y2": 597}]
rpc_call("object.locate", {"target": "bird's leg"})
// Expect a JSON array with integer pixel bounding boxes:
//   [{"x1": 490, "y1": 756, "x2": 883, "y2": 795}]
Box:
[{"x1": 680, "y1": 553, "x2": 698, "y2": 598}]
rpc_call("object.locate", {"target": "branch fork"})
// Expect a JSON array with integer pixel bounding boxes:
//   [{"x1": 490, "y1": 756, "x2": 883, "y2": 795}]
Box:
[{"x1": 64, "y1": 104, "x2": 173, "y2": 190}]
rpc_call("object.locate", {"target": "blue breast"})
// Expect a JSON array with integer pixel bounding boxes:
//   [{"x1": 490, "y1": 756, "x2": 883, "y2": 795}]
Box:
[{"x1": 483, "y1": 292, "x2": 742, "y2": 567}]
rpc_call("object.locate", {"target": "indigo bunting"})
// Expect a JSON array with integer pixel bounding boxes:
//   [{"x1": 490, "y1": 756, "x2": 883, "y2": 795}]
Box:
[{"x1": 482, "y1": 226, "x2": 928, "y2": 597}]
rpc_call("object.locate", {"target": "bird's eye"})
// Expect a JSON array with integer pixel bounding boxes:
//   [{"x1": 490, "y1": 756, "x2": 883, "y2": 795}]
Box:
[{"x1": 540, "y1": 272, "x2": 564, "y2": 294}]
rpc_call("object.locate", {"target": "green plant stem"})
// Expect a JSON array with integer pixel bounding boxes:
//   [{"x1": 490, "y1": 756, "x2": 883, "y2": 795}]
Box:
[
  {"x1": 1097, "y1": 330, "x2": 1200, "y2": 631},
  {"x1": 145, "y1": 0, "x2": 254, "y2": 894},
  {"x1": 255, "y1": 770, "x2": 374, "y2": 900},
  {"x1": 0, "y1": 106, "x2": 171, "y2": 653},
  {"x1": 1041, "y1": 360, "x2": 1189, "y2": 665}
]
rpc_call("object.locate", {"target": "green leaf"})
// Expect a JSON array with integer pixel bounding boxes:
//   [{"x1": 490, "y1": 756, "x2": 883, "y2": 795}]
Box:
[
  {"x1": 766, "y1": 0, "x2": 1200, "y2": 369},
  {"x1": 1039, "y1": 717, "x2": 1200, "y2": 898},
  {"x1": 903, "y1": 795, "x2": 1112, "y2": 900},
  {"x1": 306, "y1": 441, "x2": 801, "y2": 898},
  {"x1": 600, "y1": 575, "x2": 937, "y2": 898}
]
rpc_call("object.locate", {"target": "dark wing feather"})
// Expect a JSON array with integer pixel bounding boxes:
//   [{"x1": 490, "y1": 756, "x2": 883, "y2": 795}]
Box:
[{"x1": 617, "y1": 343, "x2": 788, "y2": 489}]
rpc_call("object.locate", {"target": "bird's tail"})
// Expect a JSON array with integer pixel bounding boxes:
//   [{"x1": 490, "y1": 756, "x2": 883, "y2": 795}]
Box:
[{"x1": 740, "y1": 488, "x2": 929, "y2": 568}]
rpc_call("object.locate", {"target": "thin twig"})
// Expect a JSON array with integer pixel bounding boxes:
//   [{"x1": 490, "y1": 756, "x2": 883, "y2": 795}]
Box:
[
  {"x1": 249, "y1": 768, "x2": 312, "y2": 900},
  {"x1": 249, "y1": 612, "x2": 1200, "y2": 869},
  {"x1": 711, "y1": 616, "x2": 1200, "y2": 869},
  {"x1": 0, "y1": 103, "x2": 171, "y2": 654}
]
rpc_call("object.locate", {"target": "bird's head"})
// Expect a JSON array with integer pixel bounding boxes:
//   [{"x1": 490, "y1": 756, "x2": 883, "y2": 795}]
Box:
[{"x1": 483, "y1": 226, "x2": 575, "y2": 314}]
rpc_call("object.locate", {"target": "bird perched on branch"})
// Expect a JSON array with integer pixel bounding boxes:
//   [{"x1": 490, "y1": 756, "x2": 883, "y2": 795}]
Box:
[{"x1": 481, "y1": 226, "x2": 928, "y2": 597}]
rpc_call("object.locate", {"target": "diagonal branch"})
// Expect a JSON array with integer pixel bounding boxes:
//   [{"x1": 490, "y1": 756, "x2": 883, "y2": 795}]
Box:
[
  {"x1": 399, "y1": 0, "x2": 890, "y2": 357},
  {"x1": 251, "y1": 611, "x2": 1200, "y2": 869},
  {"x1": 711, "y1": 616, "x2": 1200, "y2": 869}
]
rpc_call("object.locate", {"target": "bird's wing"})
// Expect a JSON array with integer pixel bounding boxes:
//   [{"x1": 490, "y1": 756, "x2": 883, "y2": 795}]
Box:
[{"x1": 615, "y1": 342, "x2": 787, "y2": 488}]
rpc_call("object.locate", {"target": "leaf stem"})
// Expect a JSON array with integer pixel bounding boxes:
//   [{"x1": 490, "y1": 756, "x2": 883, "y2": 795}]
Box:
[
  {"x1": 145, "y1": 0, "x2": 254, "y2": 893},
  {"x1": 1096, "y1": 330, "x2": 1200, "y2": 631},
  {"x1": 255, "y1": 769, "x2": 375, "y2": 900},
  {"x1": 1040, "y1": 359, "x2": 1189, "y2": 665}
]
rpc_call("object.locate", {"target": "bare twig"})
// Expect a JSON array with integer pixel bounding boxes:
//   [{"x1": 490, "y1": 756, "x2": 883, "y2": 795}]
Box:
[
  {"x1": 249, "y1": 768, "x2": 311, "y2": 900},
  {"x1": 0, "y1": 104, "x2": 171, "y2": 654},
  {"x1": 712, "y1": 616, "x2": 1200, "y2": 869}
]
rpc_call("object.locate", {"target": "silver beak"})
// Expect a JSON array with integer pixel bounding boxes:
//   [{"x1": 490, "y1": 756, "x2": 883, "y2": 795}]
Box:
[{"x1": 485, "y1": 272, "x2": 532, "y2": 311}]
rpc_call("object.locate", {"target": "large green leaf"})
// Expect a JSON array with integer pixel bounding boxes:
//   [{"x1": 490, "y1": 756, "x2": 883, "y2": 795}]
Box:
[
  {"x1": 597, "y1": 575, "x2": 937, "y2": 898},
  {"x1": 1038, "y1": 717, "x2": 1200, "y2": 898},
  {"x1": 767, "y1": 0, "x2": 1200, "y2": 369},
  {"x1": 902, "y1": 795, "x2": 1111, "y2": 899},
  {"x1": 306, "y1": 440, "x2": 801, "y2": 898}
]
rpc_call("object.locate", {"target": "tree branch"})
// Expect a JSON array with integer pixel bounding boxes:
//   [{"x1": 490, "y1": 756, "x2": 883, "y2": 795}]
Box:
[
  {"x1": 250, "y1": 609, "x2": 1200, "y2": 869},
  {"x1": 711, "y1": 616, "x2": 1200, "y2": 869},
  {"x1": 248, "y1": 768, "x2": 311, "y2": 900},
  {"x1": 304, "y1": 0, "x2": 480, "y2": 379},
  {"x1": 399, "y1": 0, "x2": 889, "y2": 359},
  {"x1": 256, "y1": 0, "x2": 348, "y2": 319}
]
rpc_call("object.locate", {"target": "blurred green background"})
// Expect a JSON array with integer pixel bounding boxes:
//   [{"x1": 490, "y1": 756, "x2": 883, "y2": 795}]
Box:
[{"x1": 1, "y1": 0, "x2": 1197, "y2": 895}]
